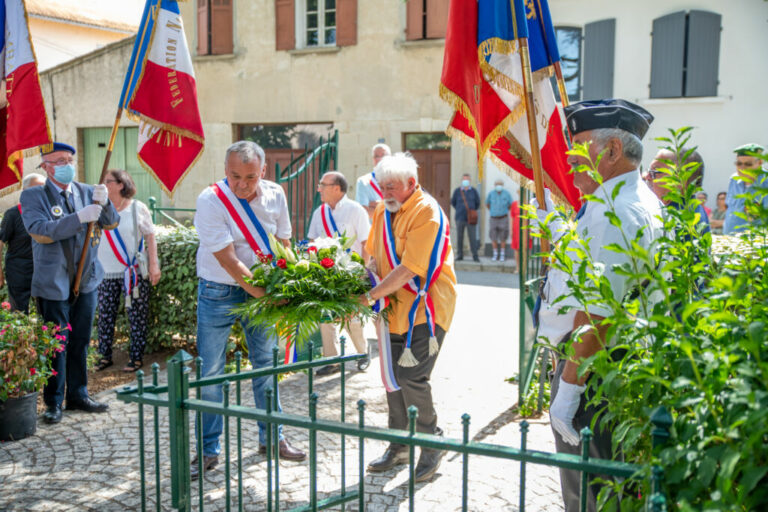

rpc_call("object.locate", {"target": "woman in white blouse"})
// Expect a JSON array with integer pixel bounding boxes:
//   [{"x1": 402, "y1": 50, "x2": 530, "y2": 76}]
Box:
[{"x1": 95, "y1": 170, "x2": 161, "y2": 372}]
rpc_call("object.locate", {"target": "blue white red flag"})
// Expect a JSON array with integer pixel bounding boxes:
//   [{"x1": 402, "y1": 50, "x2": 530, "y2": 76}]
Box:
[
  {"x1": 440, "y1": 0, "x2": 581, "y2": 209},
  {"x1": 119, "y1": 0, "x2": 204, "y2": 196},
  {"x1": 0, "y1": 0, "x2": 51, "y2": 193}
]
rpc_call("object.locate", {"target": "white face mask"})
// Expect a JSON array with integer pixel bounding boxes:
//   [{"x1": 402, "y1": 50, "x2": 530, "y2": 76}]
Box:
[{"x1": 461, "y1": 179, "x2": 470, "y2": 188}]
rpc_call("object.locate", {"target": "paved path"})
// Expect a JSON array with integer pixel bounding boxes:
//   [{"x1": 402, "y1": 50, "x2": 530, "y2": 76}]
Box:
[{"x1": 0, "y1": 272, "x2": 562, "y2": 511}]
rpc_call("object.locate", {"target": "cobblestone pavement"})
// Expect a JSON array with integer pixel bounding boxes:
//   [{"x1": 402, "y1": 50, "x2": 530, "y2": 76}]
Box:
[{"x1": 0, "y1": 273, "x2": 563, "y2": 511}]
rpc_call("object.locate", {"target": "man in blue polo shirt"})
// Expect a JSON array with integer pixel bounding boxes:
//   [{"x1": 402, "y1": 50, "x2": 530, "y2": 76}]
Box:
[{"x1": 485, "y1": 179, "x2": 514, "y2": 261}]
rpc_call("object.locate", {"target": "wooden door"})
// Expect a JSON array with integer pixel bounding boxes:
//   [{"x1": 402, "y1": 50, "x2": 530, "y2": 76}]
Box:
[{"x1": 408, "y1": 149, "x2": 451, "y2": 217}]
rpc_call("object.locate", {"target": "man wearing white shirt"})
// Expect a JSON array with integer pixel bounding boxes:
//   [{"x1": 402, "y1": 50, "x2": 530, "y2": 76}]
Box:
[
  {"x1": 355, "y1": 143, "x2": 390, "y2": 218},
  {"x1": 307, "y1": 171, "x2": 371, "y2": 374},
  {"x1": 534, "y1": 100, "x2": 663, "y2": 511},
  {"x1": 192, "y1": 141, "x2": 306, "y2": 476}
]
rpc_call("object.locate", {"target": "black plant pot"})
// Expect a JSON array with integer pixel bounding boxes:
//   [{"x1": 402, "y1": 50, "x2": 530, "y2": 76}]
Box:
[{"x1": 0, "y1": 391, "x2": 38, "y2": 441}]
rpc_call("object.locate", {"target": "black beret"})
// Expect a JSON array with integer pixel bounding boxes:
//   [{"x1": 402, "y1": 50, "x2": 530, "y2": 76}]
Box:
[
  {"x1": 41, "y1": 142, "x2": 76, "y2": 155},
  {"x1": 733, "y1": 143, "x2": 764, "y2": 156},
  {"x1": 563, "y1": 99, "x2": 654, "y2": 140}
]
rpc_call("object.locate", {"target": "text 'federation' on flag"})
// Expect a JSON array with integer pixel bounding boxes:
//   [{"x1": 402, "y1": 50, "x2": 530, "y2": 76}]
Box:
[
  {"x1": 120, "y1": 0, "x2": 204, "y2": 197},
  {"x1": 1, "y1": 0, "x2": 52, "y2": 194},
  {"x1": 439, "y1": 0, "x2": 581, "y2": 210}
]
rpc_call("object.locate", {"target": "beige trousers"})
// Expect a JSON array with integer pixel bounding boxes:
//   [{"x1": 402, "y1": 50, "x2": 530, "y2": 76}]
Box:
[{"x1": 319, "y1": 320, "x2": 367, "y2": 356}]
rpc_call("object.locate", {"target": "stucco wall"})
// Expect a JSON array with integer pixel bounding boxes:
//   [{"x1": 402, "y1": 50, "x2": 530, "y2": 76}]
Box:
[{"x1": 30, "y1": 18, "x2": 132, "y2": 71}]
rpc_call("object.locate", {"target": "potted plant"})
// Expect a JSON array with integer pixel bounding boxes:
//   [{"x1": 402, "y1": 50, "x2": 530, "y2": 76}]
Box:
[{"x1": 0, "y1": 301, "x2": 65, "y2": 441}]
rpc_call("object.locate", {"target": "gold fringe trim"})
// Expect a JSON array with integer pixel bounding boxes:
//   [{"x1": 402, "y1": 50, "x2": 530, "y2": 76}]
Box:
[
  {"x1": 477, "y1": 38, "x2": 525, "y2": 98},
  {"x1": 126, "y1": 111, "x2": 205, "y2": 145},
  {"x1": 136, "y1": 138, "x2": 205, "y2": 198},
  {"x1": 0, "y1": 182, "x2": 21, "y2": 199}
]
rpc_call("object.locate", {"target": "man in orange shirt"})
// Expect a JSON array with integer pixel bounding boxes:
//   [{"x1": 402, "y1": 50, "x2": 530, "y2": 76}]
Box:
[{"x1": 360, "y1": 152, "x2": 457, "y2": 482}]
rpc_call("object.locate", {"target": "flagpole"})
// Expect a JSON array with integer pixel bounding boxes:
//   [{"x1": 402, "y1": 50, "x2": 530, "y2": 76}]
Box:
[
  {"x1": 72, "y1": 0, "x2": 156, "y2": 296},
  {"x1": 553, "y1": 61, "x2": 570, "y2": 108},
  {"x1": 518, "y1": 37, "x2": 550, "y2": 253}
]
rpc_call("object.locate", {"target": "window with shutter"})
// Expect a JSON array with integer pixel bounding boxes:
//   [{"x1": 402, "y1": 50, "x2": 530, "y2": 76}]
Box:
[
  {"x1": 552, "y1": 26, "x2": 582, "y2": 102},
  {"x1": 582, "y1": 19, "x2": 615, "y2": 101},
  {"x1": 650, "y1": 10, "x2": 721, "y2": 98},
  {"x1": 295, "y1": 0, "x2": 337, "y2": 48},
  {"x1": 196, "y1": 0, "x2": 233, "y2": 55},
  {"x1": 406, "y1": 0, "x2": 447, "y2": 41},
  {"x1": 335, "y1": 0, "x2": 357, "y2": 47}
]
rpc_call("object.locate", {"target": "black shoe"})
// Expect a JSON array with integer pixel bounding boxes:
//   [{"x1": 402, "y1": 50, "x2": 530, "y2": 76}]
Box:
[
  {"x1": 356, "y1": 353, "x2": 370, "y2": 371},
  {"x1": 472, "y1": 256, "x2": 480, "y2": 262},
  {"x1": 414, "y1": 427, "x2": 444, "y2": 482},
  {"x1": 66, "y1": 396, "x2": 109, "y2": 413},
  {"x1": 367, "y1": 446, "x2": 408, "y2": 472},
  {"x1": 190, "y1": 455, "x2": 219, "y2": 478},
  {"x1": 42, "y1": 404, "x2": 62, "y2": 424},
  {"x1": 316, "y1": 364, "x2": 340, "y2": 376},
  {"x1": 456, "y1": 256, "x2": 464, "y2": 261}
]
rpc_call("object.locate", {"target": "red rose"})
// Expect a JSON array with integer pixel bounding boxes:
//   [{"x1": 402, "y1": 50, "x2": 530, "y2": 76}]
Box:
[
  {"x1": 276, "y1": 258, "x2": 287, "y2": 269},
  {"x1": 1, "y1": 301, "x2": 10, "y2": 310},
  {"x1": 30, "y1": 368, "x2": 36, "y2": 375},
  {"x1": 320, "y1": 257, "x2": 335, "y2": 269},
  {"x1": 267, "y1": 254, "x2": 273, "y2": 261},
  {"x1": 307, "y1": 246, "x2": 318, "y2": 253}
]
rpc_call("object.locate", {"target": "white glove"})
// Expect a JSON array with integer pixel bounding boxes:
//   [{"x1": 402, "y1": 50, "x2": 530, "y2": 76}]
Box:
[
  {"x1": 531, "y1": 189, "x2": 566, "y2": 242},
  {"x1": 77, "y1": 204, "x2": 103, "y2": 223},
  {"x1": 92, "y1": 184, "x2": 108, "y2": 205},
  {"x1": 550, "y1": 377, "x2": 586, "y2": 446}
]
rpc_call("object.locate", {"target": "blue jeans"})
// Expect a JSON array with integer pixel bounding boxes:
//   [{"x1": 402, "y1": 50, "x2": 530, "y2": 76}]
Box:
[{"x1": 196, "y1": 278, "x2": 283, "y2": 457}]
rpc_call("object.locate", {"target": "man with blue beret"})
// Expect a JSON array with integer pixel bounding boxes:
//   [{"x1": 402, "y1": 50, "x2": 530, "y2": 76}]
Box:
[
  {"x1": 533, "y1": 99, "x2": 664, "y2": 511},
  {"x1": 21, "y1": 142, "x2": 119, "y2": 424},
  {"x1": 723, "y1": 143, "x2": 767, "y2": 234}
]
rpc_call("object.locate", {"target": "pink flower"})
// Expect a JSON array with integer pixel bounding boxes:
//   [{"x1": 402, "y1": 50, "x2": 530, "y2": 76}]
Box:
[
  {"x1": 66, "y1": 323, "x2": 72, "y2": 331},
  {"x1": 41, "y1": 325, "x2": 48, "y2": 331},
  {"x1": 51, "y1": 370, "x2": 58, "y2": 376},
  {"x1": 276, "y1": 258, "x2": 287, "y2": 269},
  {"x1": 55, "y1": 334, "x2": 64, "y2": 341},
  {"x1": 30, "y1": 368, "x2": 36, "y2": 376},
  {"x1": 0, "y1": 330, "x2": 6, "y2": 336},
  {"x1": 1, "y1": 301, "x2": 10, "y2": 310},
  {"x1": 320, "y1": 258, "x2": 335, "y2": 269},
  {"x1": 55, "y1": 344, "x2": 64, "y2": 353}
]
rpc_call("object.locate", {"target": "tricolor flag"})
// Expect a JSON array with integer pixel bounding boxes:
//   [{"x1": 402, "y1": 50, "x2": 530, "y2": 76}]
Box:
[
  {"x1": 120, "y1": 0, "x2": 204, "y2": 196},
  {"x1": 0, "y1": 0, "x2": 51, "y2": 193},
  {"x1": 440, "y1": 0, "x2": 581, "y2": 209}
]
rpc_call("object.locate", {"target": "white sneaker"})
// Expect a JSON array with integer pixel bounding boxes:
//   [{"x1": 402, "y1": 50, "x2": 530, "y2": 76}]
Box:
[
  {"x1": 500, "y1": 253, "x2": 506, "y2": 262},
  {"x1": 491, "y1": 252, "x2": 498, "y2": 261}
]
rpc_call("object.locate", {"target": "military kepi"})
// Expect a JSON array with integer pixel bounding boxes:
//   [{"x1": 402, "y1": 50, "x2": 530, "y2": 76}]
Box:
[
  {"x1": 733, "y1": 143, "x2": 764, "y2": 156},
  {"x1": 40, "y1": 142, "x2": 76, "y2": 156},
  {"x1": 563, "y1": 99, "x2": 654, "y2": 140}
]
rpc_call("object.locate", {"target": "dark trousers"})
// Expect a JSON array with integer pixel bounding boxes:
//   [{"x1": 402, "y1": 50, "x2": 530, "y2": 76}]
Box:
[
  {"x1": 550, "y1": 358, "x2": 618, "y2": 512},
  {"x1": 37, "y1": 289, "x2": 98, "y2": 408},
  {"x1": 455, "y1": 220, "x2": 478, "y2": 258},
  {"x1": 6, "y1": 260, "x2": 33, "y2": 314},
  {"x1": 97, "y1": 277, "x2": 150, "y2": 363},
  {"x1": 387, "y1": 324, "x2": 445, "y2": 443}
]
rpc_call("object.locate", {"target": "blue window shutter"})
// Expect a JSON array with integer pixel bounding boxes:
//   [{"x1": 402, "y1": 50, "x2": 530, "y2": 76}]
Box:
[
  {"x1": 650, "y1": 11, "x2": 686, "y2": 98},
  {"x1": 582, "y1": 19, "x2": 615, "y2": 100},
  {"x1": 685, "y1": 10, "x2": 721, "y2": 97}
]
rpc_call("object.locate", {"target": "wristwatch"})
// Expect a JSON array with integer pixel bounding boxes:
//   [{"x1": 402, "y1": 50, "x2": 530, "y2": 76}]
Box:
[{"x1": 365, "y1": 291, "x2": 376, "y2": 306}]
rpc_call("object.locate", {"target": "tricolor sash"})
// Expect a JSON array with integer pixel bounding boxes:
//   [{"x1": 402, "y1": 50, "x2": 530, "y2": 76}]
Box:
[
  {"x1": 369, "y1": 172, "x2": 383, "y2": 199},
  {"x1": 320, "y1": 203, "x2": 340, "y2": 237},
  {"x1": 211, "y1": 179, "x2": 273, "y2": 257},
  {"x1": 367, "y1": 270, "x2": 398, "y2": 391},
  {"x1": 284, "y1": 329, "x2": 299, "y2": 365},
  {"x1": 381, "y1": 201, "x2": 450, "y2": 368},
  {"x1": 104, "y1": 227, "x2": 144, "y2": 309}
]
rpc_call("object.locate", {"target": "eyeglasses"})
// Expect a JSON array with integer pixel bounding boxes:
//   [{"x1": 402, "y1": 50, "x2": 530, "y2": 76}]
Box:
[
  {"x1": 38, "y1": 157, "x2": 74, "y2": 168},
  {"x1": 735, "y1": 161, "x2": 758, "y2": 168},
  {"x1": 317, "y1": 182, "x2": 335, "y2": 188},
  {"x1": 644, "y1": 171, "x2": 664, "y2": 181},
  {"x1": 105, "y1": 179, "x2": 120, "y2": 184}
]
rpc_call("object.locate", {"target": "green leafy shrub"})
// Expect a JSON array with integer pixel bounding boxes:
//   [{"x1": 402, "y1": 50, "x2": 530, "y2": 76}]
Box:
[{"x1": 530, "y1": 128, "x2": 768, "y2": 510}]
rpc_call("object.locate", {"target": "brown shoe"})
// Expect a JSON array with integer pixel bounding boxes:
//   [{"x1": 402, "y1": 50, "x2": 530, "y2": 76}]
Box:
[
  {"x1": 190, "y1": 454, "x2": 219, "y2": 478},
  {"x1": 258, "y1": 439, "x2": 307, "y2": 462}
]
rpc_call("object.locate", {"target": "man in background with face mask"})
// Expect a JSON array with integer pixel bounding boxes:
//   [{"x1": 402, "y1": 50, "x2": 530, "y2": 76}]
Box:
[
  {"x1": 449, "y1": 173, "x2": 480, "y2": 262},
  {"x1": 485, "y1": 179, "x2": 514, "y2": 262},
  {"x1": 20, "y1": 142, "x2": 119, "y2": 424}
]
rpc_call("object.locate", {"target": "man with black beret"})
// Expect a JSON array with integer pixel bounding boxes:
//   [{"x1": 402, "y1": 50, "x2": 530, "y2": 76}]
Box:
[
  {"x1": 20, "y1": 142, "x2": 119, "y2": 424},
  {"x1": 723, "y1": 143, "x2": 767, "y2": 234},
  {"x1": 533, "y1": 99, "x2": 664, "y2": 511}
]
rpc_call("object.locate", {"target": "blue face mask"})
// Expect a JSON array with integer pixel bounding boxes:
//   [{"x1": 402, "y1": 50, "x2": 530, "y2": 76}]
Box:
[
  {"x1": 461, "y1": 179, "x2": 470, "y2": 188},
  {"x1": 495, "y1": 185, "x2": 504, "y2": 192},
  {"x1": 53, "y1": 164, "x2": 76, "y2": 185}
]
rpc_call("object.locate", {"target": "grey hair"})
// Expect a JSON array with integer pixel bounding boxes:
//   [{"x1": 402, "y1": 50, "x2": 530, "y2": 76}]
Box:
[
  {"x1": 371, "y1": 143, "x2": 392, "y2": 157},
  {"x1": 322, "y1": 171, "x2": 348, "y2": 193},
  {"x1": 225, "y1": 140, "x2": 266, "y2": 167},
  {"x1": 22, "y1": 173, "x2": 46, "y2": 189},
  {"x1": 374, "y1": 152, "x2": 419, "y2": 185},
  {"x1": 591, "y1": 128, "x2": 643, "y2": 166}
]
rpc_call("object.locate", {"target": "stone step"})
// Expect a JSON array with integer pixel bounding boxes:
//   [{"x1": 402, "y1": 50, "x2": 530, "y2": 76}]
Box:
[{"x1": 454, "y1": 257, "x2": 519, "y2": 273}]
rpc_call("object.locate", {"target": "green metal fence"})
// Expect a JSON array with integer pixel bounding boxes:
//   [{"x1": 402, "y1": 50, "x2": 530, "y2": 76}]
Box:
[
  {"x1": 116, "y1": 344, "x2": 669, "y2": 511},
  {"x1": 146, "y1": 130, "x2": 338, "y2": 239}
]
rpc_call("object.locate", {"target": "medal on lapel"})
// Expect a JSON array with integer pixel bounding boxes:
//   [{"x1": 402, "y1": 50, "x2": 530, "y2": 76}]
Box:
[{"x1": 51, "y1": 205, "x2": 63, "y2": 217}]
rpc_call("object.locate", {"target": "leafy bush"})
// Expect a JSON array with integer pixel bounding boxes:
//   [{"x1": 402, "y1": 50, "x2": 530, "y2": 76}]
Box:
[{"x1": 530, "y1": 128, "x2": 768, "y2": 510}]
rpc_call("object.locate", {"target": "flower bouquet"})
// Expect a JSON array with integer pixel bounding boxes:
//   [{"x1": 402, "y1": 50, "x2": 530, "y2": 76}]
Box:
[
  {"x1": 236, "y1": 234, "x2": 378, "y2": 351},
  {"x1": 0, "y1": 302, "x2": 66, "y2": 401}
]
